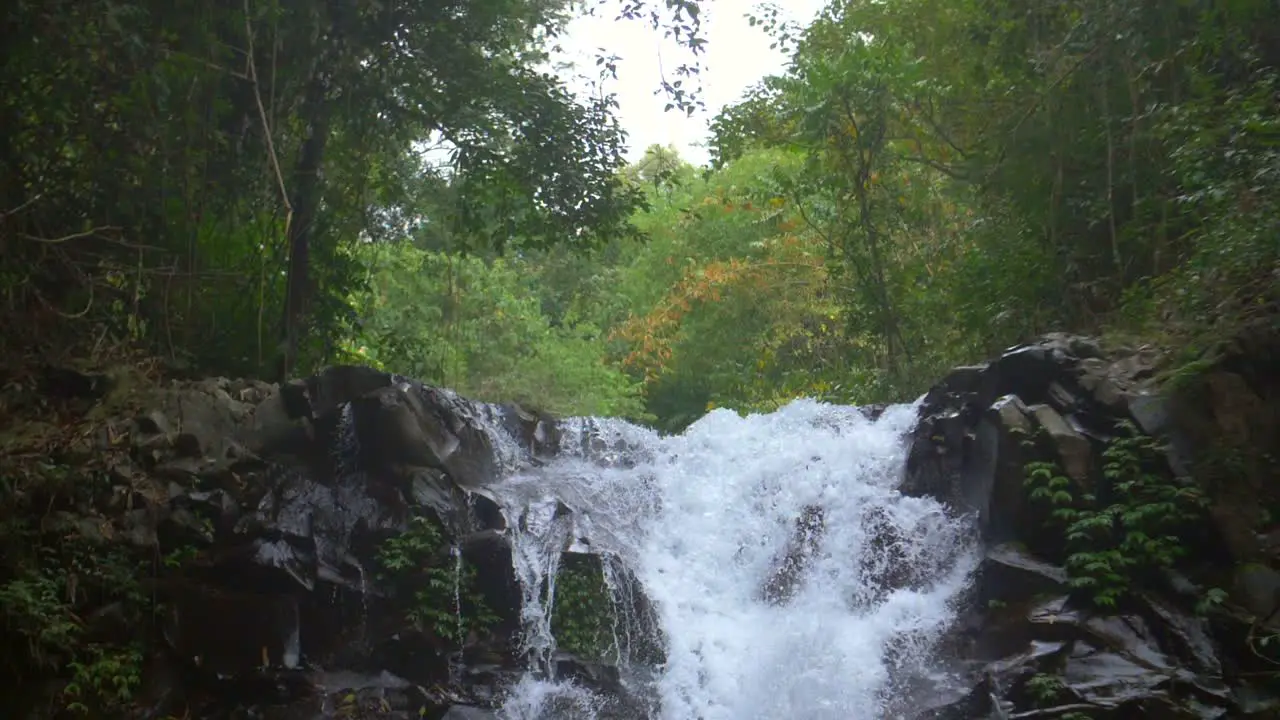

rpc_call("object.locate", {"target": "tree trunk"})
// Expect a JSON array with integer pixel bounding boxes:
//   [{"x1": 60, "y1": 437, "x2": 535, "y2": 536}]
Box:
[{"x1": 278, "y1": 65, "x2": 331, "y2": 381}]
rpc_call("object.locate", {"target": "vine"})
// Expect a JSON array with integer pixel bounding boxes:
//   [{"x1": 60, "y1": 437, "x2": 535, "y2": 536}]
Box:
[{"x1": 1023, "y1": 421, "x2": 1208, "y2": 609}]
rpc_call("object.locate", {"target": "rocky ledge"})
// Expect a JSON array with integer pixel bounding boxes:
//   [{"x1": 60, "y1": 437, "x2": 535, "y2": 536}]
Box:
[
  {"x1": 0, "y1": 365, "x2": 641, "y2": 720},
  {"x1": 900, "y1": 330, "x2": 1280, "y2": 718}
]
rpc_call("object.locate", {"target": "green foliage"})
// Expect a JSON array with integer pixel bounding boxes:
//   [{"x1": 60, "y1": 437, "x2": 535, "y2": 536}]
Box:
[
  {"x1": 679, "y1": 0, "x2": 1280, "y2": 422},
  {"x1": 0, "y1": 0, "x2": 714, "y2": 377},
  {"x1": 1025, "y1": 673, "x2": 1065, "y2": 707},
  {"x1": 376, "y1": 515, "x2": 499, "y2": 645},
  {"x1": 344, "y1": 242, "x2": 648, "y2": 419},
  {"x1": 1196, "y1": 587, "x2": 1229, "y2": 616},
  {"x1": 0, "y1": 512, "x2": 149, "y2": 715},
  {"x1": 550, "y1": 560, "x2": 617, "y2": 661},
  {"x1": 63, "y1": 644, "x2": 144, "y2": 715},
  {"x1": 1023, "y1": 422, "x2": 1208, "y2": 609}
]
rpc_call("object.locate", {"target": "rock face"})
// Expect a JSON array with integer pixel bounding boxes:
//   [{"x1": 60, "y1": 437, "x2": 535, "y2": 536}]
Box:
[
  {"x1": 901, "y1": 332, "x2": 1280, "y2": 718},
  {"x1": 7, "y1": 365, "x2": 619, "y2": 720}
]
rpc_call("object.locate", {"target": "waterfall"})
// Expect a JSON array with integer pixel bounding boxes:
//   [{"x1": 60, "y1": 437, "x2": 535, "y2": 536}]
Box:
[{"x1": 479, "y1": 398, "x2": 977, "y2": 720}]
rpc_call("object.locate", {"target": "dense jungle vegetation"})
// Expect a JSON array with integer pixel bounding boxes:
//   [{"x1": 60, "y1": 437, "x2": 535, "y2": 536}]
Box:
[{"x1": 2, "y1": 0, "x2": 1276, "y2": 434}]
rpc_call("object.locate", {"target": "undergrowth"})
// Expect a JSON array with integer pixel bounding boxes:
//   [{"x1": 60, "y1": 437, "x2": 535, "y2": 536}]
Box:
[
  {"x1": 377, "y1": 515, "x2": 499, "y2": 645},
  {"x1": 551, "y1": 559, "x2": 617, "y2": 661},
  {"x1": 1023, "y1": 421, "x2": 1209, "y2": 609}
]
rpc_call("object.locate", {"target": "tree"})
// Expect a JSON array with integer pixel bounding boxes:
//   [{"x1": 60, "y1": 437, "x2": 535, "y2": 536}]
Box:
[
  {"x1": 623, "y1": 144, "x2": 695, "y2": 194},
  {"x1": 0, "y1": 0, "x2": 715, "y2": 378}
]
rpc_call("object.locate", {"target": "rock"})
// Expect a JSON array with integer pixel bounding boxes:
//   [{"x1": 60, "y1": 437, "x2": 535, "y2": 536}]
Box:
[
  {"x1": 153, "y1": 379, "x2": 256, "y2": 463},
  {"x1": 1232, "y1": 563, "x2": 1280, "y2": 620},
  {"x1": 302, "y1": 670, "x2": 426, "y2": 720},
  {"x1": 1059, "y1": 641, "x2": 1167, "y2": 707},
  {"x1": 1127, "y1": 390, "x2": 1171, "y2": 436},
  {"x1": 243, "y1": 388, "x2": 313, "y2": 457},
  {"x1": 971, "y1": 395, "x2": 1037, "y2": 543},
  {"x1": 761, "y1": 505, "x2": 825, "y2": 605},
  {"x1": 552, "y1": 650, "x2": 621, "y2": 690},
  {"x1": 301, "y1": 365, "x2": 396, "y2": 420},
  {"x1": 1027, "y1": 403, "x2": 1092, "y2": 483},
  {"x1": 855, "y1": 506, "x2": 917, "y2": 604},
  {"x1": 38, "y1": 365, "x2": 563, "y2": 720},
  {"x1": 159, "y1": 581, "x2": 301, "y2": 674},
  {"x1": 902, "y1": 336, "x2": 1105, "y2": 514},
  {"x1": 458, "y1": 530, "x2": 522, "y2": 636},
  {"x1": 902, "y1": 333, "x2": 1280, "y2": 719},
  {"x1": 899, "y1": 409, "x2": 970, "y2": 509},
  {"x1": 441, "y1": 707, "x2": 498, "y2": 720},
  {"x1": 981, "y1": 543, "x2": 1068, "y2": 598},
  {"x1": 1141, "y1": 592, "x2": 1222, "y2": 677}
]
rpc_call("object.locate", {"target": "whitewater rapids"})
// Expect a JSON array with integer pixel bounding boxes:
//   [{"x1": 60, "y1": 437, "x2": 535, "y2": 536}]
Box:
[{"x1": 481, "y1": 398, "x2": 977, "y2": 720}]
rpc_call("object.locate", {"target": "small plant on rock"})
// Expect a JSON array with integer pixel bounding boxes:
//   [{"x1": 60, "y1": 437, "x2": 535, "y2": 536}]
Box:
[
  {"x1": 1024, "y1": 422, "x2": 1208, "y2": 609},
  {"x1": 1025, "y1": 672, "x2": 1065, "y2": 707},
  {"x1": 377, "y1": 514, "x2": 499, "y2": 645},
  {"x1": 551, "y1": 560, "x2": 617, "y2": 661}
]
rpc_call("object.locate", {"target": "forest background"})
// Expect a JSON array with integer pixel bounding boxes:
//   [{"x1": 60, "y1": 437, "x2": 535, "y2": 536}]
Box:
[{"x1": 2, "y1": 0, "x2": 1277, "y2": 433}]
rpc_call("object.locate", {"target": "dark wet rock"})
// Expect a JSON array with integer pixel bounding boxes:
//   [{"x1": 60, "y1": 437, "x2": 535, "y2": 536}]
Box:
[
  {"x1": 1141, "y1": 592, "x2": 1222, "y2": 677},
  {"x1": 860, "y1": 403, "x2": 888, "y2": 421},
  {"x1": 968, "y1": 395, "x2": 1038, "y2": 544},
  {"x1": 761, "y1": 505, "x2": 825, "y2": 605},
  {"x1": 441, "y1": 707, "x2": 499, "y2": 720},
  {"x1": 980, "y1": 544, "x2": 1068, "y2": 599},
  {"x1": 904, "y1": 335, "x2": 1111, "y2": 515},
  {"x1": 552, "y1": 650, "x2": 622, "y2": 691},
  {"x1": 1232, "y1": 563, "x2": 1280, "y2": 620},
  {"x1": 458, "y1": 529, "x2": 522, "y2": 637},
  {"x1": 856, "y1": 506, "x2": 917, "y2": 604},
  {"x1": 300, "y1": 670, "x2": 428, "y2": 720}
]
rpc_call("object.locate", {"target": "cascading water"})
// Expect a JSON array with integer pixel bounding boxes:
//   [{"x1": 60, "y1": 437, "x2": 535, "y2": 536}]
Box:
[{"x1": 478, "y1": 398, "x2": 977, "y2": 720}]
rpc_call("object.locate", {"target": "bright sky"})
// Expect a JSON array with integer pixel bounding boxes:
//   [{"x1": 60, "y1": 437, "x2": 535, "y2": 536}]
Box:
[{"x1": 553, "y1": 0, "x2": 828, "y2": 167}]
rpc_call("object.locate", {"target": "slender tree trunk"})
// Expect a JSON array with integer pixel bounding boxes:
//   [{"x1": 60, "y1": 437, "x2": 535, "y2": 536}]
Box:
[{"x1": 278, "y1": 65, "x2": 331, "y2": 380}]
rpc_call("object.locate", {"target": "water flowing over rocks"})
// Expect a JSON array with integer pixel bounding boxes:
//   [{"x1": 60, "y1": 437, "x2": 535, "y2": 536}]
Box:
[
  {"x1": 16, "y1": 362, "x2": 984, "y2": 719},
  {"x1": 6, "y1": 325, "x2": 1276, "y2": 720},
  {"x1": 901, "y1": 330, "x2": 1280, "y2": 718}
]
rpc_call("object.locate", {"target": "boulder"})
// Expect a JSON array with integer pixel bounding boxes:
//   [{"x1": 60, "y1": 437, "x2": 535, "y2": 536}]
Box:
[{"x1": 902, "y1": 334, "x2": 1279, "y2": 718}]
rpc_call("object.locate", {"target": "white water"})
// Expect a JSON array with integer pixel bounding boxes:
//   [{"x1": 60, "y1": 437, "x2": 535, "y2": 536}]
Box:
[{"x1": 481, "y1": 399, "x2": 977, "y2": 720}]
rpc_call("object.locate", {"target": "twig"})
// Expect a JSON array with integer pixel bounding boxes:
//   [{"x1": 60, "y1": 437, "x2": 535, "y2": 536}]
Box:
[
  {"x1": 157, "y1": 48, "x2": 247, "y2": 80},
  {"x1": 20, "y1": 227, "x2": 120, "y2": 244},
  {"x1": 31, "y1": 284, "x2": 94, "y2": 319},
  {"x1": 1, "y1": 194, "x2": 43, "y2": 220},
  {"x1": 243, "y1": 0, "x2": 292, "y2": 236}
]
